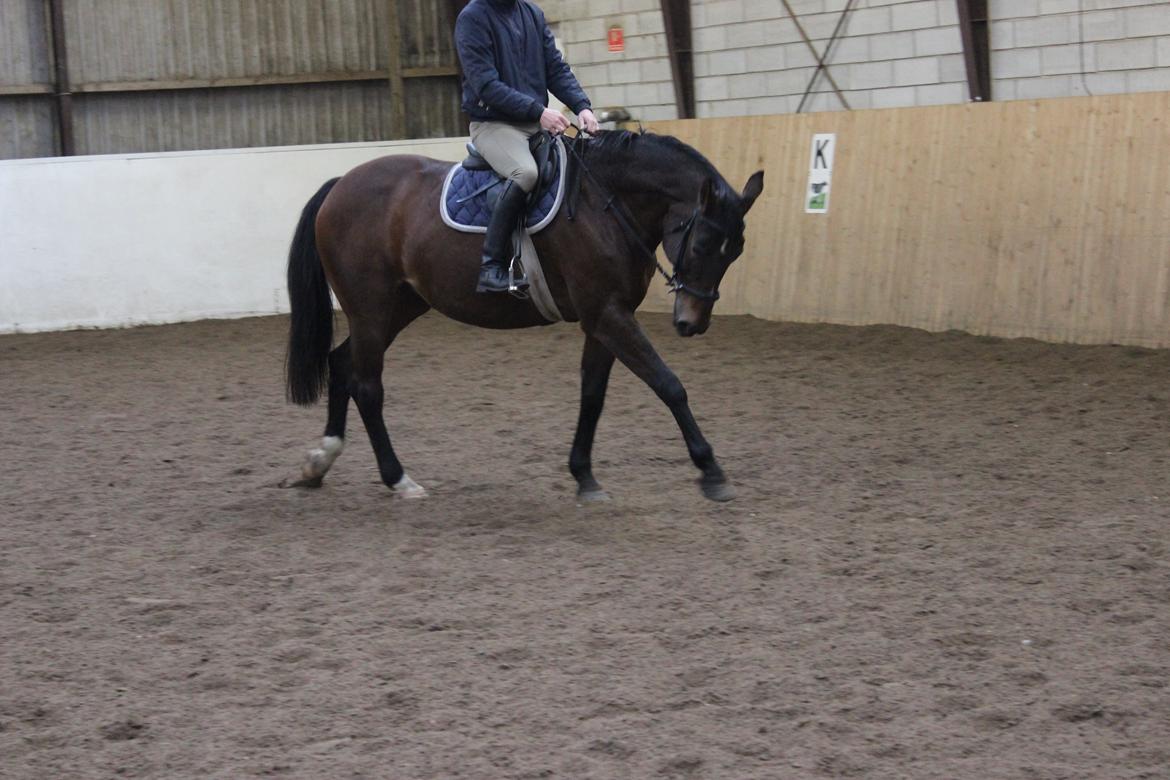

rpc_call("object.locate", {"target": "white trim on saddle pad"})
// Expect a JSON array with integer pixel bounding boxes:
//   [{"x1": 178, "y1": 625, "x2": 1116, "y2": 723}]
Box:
[{"x1": 439, "y1": 134, "x2": 568, "y2": 235}]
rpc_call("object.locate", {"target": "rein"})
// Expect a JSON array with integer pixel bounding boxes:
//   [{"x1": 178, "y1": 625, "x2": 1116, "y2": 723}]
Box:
[{"x1": 563, "y1": 131, "x2": 721, "y2": 302}]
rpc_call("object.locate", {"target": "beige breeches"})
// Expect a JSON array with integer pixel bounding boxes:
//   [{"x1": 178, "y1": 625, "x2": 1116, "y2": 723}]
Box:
[{"x1": 469, "y1": 121, "x2": 542, "y2": 193}]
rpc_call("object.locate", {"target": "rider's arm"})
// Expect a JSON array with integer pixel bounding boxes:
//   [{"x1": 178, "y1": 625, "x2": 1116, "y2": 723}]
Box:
[
  {"x1": 455, "y1": 12, "x2": 545, "y2": 122},
  {"x1": 539, "y1": 14, "x2": 592, "y2": 116}
]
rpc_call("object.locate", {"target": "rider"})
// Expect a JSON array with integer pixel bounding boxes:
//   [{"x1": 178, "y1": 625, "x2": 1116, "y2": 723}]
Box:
[{"x1": 455, "y1": 0, "x2": 601, "y2": 293}]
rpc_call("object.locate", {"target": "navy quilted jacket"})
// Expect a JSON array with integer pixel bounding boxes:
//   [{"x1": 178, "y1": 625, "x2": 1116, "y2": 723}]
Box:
[{"x1": 455, "y1": 0, "x2": 591, "y2": 123}]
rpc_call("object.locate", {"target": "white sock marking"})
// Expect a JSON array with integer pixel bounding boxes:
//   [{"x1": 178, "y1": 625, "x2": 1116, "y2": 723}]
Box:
[
  {"x1": 393, "y1": 474, "x2": 427, "y2": 499},
  {"x1": 302, "y1": 436, "x2": 344, "y2": 479}
]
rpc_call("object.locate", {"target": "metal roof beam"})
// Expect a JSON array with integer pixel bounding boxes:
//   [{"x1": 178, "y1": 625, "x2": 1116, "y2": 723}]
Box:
[
  {"x1": 957, "y1": 0, "x2": 992, "y2": 101},
  {"x1": 660, "y1": 0, "x2": 695, "y2": 119}
]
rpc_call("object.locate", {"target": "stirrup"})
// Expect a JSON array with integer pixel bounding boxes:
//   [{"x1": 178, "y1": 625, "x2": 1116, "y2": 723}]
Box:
[{"x1": 508, "y1": 256, "x2": 530, "y2": 299}]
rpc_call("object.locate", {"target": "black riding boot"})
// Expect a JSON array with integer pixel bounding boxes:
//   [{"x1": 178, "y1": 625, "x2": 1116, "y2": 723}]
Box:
[{"x1": 477, "y1": 180, "x2": 530, "y2": 294}]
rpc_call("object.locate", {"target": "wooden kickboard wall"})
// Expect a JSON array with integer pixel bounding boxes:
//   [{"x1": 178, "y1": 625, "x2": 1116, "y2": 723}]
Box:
[{"x1": 639, "y1": 92, "x2": 1170, "y2": 349}]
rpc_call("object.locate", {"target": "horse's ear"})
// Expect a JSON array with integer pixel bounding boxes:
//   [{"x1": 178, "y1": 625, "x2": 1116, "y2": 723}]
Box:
[
  {"x1": 698, "y1": 177, "x2": 716, "y2": 213},
  {"x1": 741, "y1": 170, "x2": 764, "y2": 213}
]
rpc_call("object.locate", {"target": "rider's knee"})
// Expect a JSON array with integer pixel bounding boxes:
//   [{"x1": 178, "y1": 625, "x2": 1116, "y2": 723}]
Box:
[{"x1": 510, "y1": 163, "x2": 538, "y2": 193}]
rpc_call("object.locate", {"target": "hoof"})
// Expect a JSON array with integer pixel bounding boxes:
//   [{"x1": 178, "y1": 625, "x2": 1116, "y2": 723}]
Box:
[
  {"x1": 280, "y1": 474, "x2": 323, "y2": 489},
  {"x1": 699, "y1": 478, "x2": 736, "y2": 502},
  {"x1": 393, "y1": 474, "x2": 428, "y2": 500},
  {"x1": 577, "y1": 486, "x2": 611, "y2": 503},
  {"x1": 282, "y1": 437, "x2": 343, "y2": 489}
]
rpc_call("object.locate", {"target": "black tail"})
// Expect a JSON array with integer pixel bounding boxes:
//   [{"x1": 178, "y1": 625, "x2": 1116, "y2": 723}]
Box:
[{"x1": 286, "y1": 177, "x2": 341, "y2": 406}]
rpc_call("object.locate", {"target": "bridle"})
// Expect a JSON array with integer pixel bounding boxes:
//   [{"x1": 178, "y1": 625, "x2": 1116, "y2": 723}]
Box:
[
  {"x1": 666, "y1": 207, "x2": 728, "y2": 302},
  {"x1": 564, "y1": 131, "x2": 727, "y2": 303}
]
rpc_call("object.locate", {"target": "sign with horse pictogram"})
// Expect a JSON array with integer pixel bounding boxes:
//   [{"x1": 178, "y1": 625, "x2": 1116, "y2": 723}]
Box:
[{"x1": 806, "y1": 133, "x2": 836, "y2": 214}]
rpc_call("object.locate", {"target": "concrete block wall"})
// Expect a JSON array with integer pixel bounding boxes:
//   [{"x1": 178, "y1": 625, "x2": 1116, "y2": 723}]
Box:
[
  {"x1": 543, "y1": 0, "x2": 967, "y2": 120},
  {"x1": 990, "y1": 1, "x2": 1170, "y2": 100},
  {"x1": 542, "y1": 0, "x2": 1170, "y2": 121},
  {"x1": 546, "y1": 0, "x2": 678, "y2": 121},
  {"x1": 691, "y1": 0, "x2": 968, "y2": 116}
]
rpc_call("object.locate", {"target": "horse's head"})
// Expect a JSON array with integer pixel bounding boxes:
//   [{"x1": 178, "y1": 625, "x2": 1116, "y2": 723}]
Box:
[{"x1": 662, "y1": 170, "x2": 764, "y2": 337}]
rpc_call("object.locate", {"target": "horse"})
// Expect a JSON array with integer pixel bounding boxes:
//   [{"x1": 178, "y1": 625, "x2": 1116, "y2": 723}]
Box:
[{"x1": 283, "y1": 129, "x2": 764, "y2": 503}]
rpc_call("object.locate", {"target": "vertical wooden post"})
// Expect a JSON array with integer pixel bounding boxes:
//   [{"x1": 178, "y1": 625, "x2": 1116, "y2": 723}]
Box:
[
  {"x1": 446, "y1": 0, "x2": 471, "y2": 130},
  {"x1": 386, "y1": 0, "x2": 407, "y2": 138},
  {"x1": 47, "y1": 0, "x2": 75, "y2": 155}
]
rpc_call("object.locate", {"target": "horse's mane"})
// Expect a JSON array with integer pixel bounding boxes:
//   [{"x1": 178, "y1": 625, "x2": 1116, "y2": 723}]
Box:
[
  {"x1": 589, "y1": 128, "x2": 744, "y2": 235},
  {"x1": 589, "y1": 128, "x2": 713, "y2": 166},
  {"x1": 585, "y1": 129, "x2": 741, "y2": 216}
]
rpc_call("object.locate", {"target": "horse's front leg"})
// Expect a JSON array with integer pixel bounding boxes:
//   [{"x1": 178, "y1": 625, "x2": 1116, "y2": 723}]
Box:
[
  {"x1": 569, "y1": 334, "x2": 616, "y2": 501},
  {"x1": 589, "y1": 305, "x2": 735, "y2": 502}
]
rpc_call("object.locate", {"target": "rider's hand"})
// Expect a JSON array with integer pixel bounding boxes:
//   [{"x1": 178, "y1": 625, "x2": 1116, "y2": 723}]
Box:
[
  {"x1": 540, "y1": 108, "x2": 570, "y2": 135},
  {"x1": 578, "y1": 109, "x2": 601, "y2": 135}
]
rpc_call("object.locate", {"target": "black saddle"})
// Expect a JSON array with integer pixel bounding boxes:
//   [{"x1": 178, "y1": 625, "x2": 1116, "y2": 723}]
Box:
[
  {"x1": 461, "y1": 131, "x2": 558, "y2": 192},
  {"x1": 461, "y1": 144, "x2": 493, "y2": 171}
]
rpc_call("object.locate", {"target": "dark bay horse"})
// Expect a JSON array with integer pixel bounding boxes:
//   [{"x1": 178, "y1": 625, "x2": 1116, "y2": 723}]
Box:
[{"x1": 284, "y1": 129, "x2": 763, "y2": 502}]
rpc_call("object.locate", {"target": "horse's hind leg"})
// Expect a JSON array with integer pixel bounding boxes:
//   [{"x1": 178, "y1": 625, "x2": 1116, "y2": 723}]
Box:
[
  {"x1": 569, "y1": 334, "x2": 615, "y2": 501},
  {"x1": 287, "y1": 338, "x2": 353, "y2": 487},
  {"x1": 348, "y1": 287, "x2": 430, "y2": 499}
]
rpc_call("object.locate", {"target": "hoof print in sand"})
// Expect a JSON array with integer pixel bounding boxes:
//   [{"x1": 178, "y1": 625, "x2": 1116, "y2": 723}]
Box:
[{"x1": 100, "y1": 719, "x2": 146, "y2": 741}]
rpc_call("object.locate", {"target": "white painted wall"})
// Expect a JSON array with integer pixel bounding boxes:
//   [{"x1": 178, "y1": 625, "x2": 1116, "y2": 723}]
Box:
[{"x1": 0, "y1": 138, "x2": 465, "y2": 334}]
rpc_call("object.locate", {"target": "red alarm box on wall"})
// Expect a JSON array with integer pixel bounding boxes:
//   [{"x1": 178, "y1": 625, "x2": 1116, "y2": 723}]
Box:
[{"x1": 607, "y1": 26, "x2": 624, "y2": 53}]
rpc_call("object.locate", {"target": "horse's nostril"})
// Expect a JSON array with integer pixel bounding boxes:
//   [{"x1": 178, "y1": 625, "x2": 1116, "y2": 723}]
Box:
[{"x1": 675, "y1": 320, "x2": 692, "y2": 336}]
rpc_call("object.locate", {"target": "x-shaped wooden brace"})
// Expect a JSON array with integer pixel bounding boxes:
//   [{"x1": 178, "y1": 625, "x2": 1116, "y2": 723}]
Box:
[{"x1": 780, "y1": 0, "x2": 858, "y2": 113}]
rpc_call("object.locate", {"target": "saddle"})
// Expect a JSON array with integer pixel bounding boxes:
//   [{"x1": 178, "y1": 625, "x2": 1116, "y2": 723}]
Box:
[
  {"x1": 462, "y1": 131, "x2": 558, "y2": 188},
  {"x1": 441, "y1": 131, "x2": 566, "y2": 235}
]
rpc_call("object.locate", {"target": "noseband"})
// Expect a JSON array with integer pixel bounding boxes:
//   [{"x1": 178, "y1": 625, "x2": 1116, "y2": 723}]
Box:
[
  {"x1": 565, "y1": 134, "x2": 725, "y2": 303},
  {"x1": 666, "y1": 208, "x2": 722, "y2": 302}
]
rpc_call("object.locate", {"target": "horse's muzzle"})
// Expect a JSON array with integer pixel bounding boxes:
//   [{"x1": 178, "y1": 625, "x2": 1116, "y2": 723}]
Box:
[
  {"x1": 673, "y1": 290, "x2": 713, "y2": 337},
  {"x1": 674, "y1": 318, "x2": 708, "y2": 338}
]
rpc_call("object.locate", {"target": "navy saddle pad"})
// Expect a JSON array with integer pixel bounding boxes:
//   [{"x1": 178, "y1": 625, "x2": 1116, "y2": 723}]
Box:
[{"x1": 440, "y1": 135, "x2": 566, "y2": 235}]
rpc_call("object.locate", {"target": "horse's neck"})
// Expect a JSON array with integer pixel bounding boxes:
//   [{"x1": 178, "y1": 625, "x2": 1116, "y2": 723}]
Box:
[
  {"x1": 592, "y1": 148, "x2": 699, "y2": 204},
  {"x1": 587, "y1": 150, "x2": 700, "y2": 241}
]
